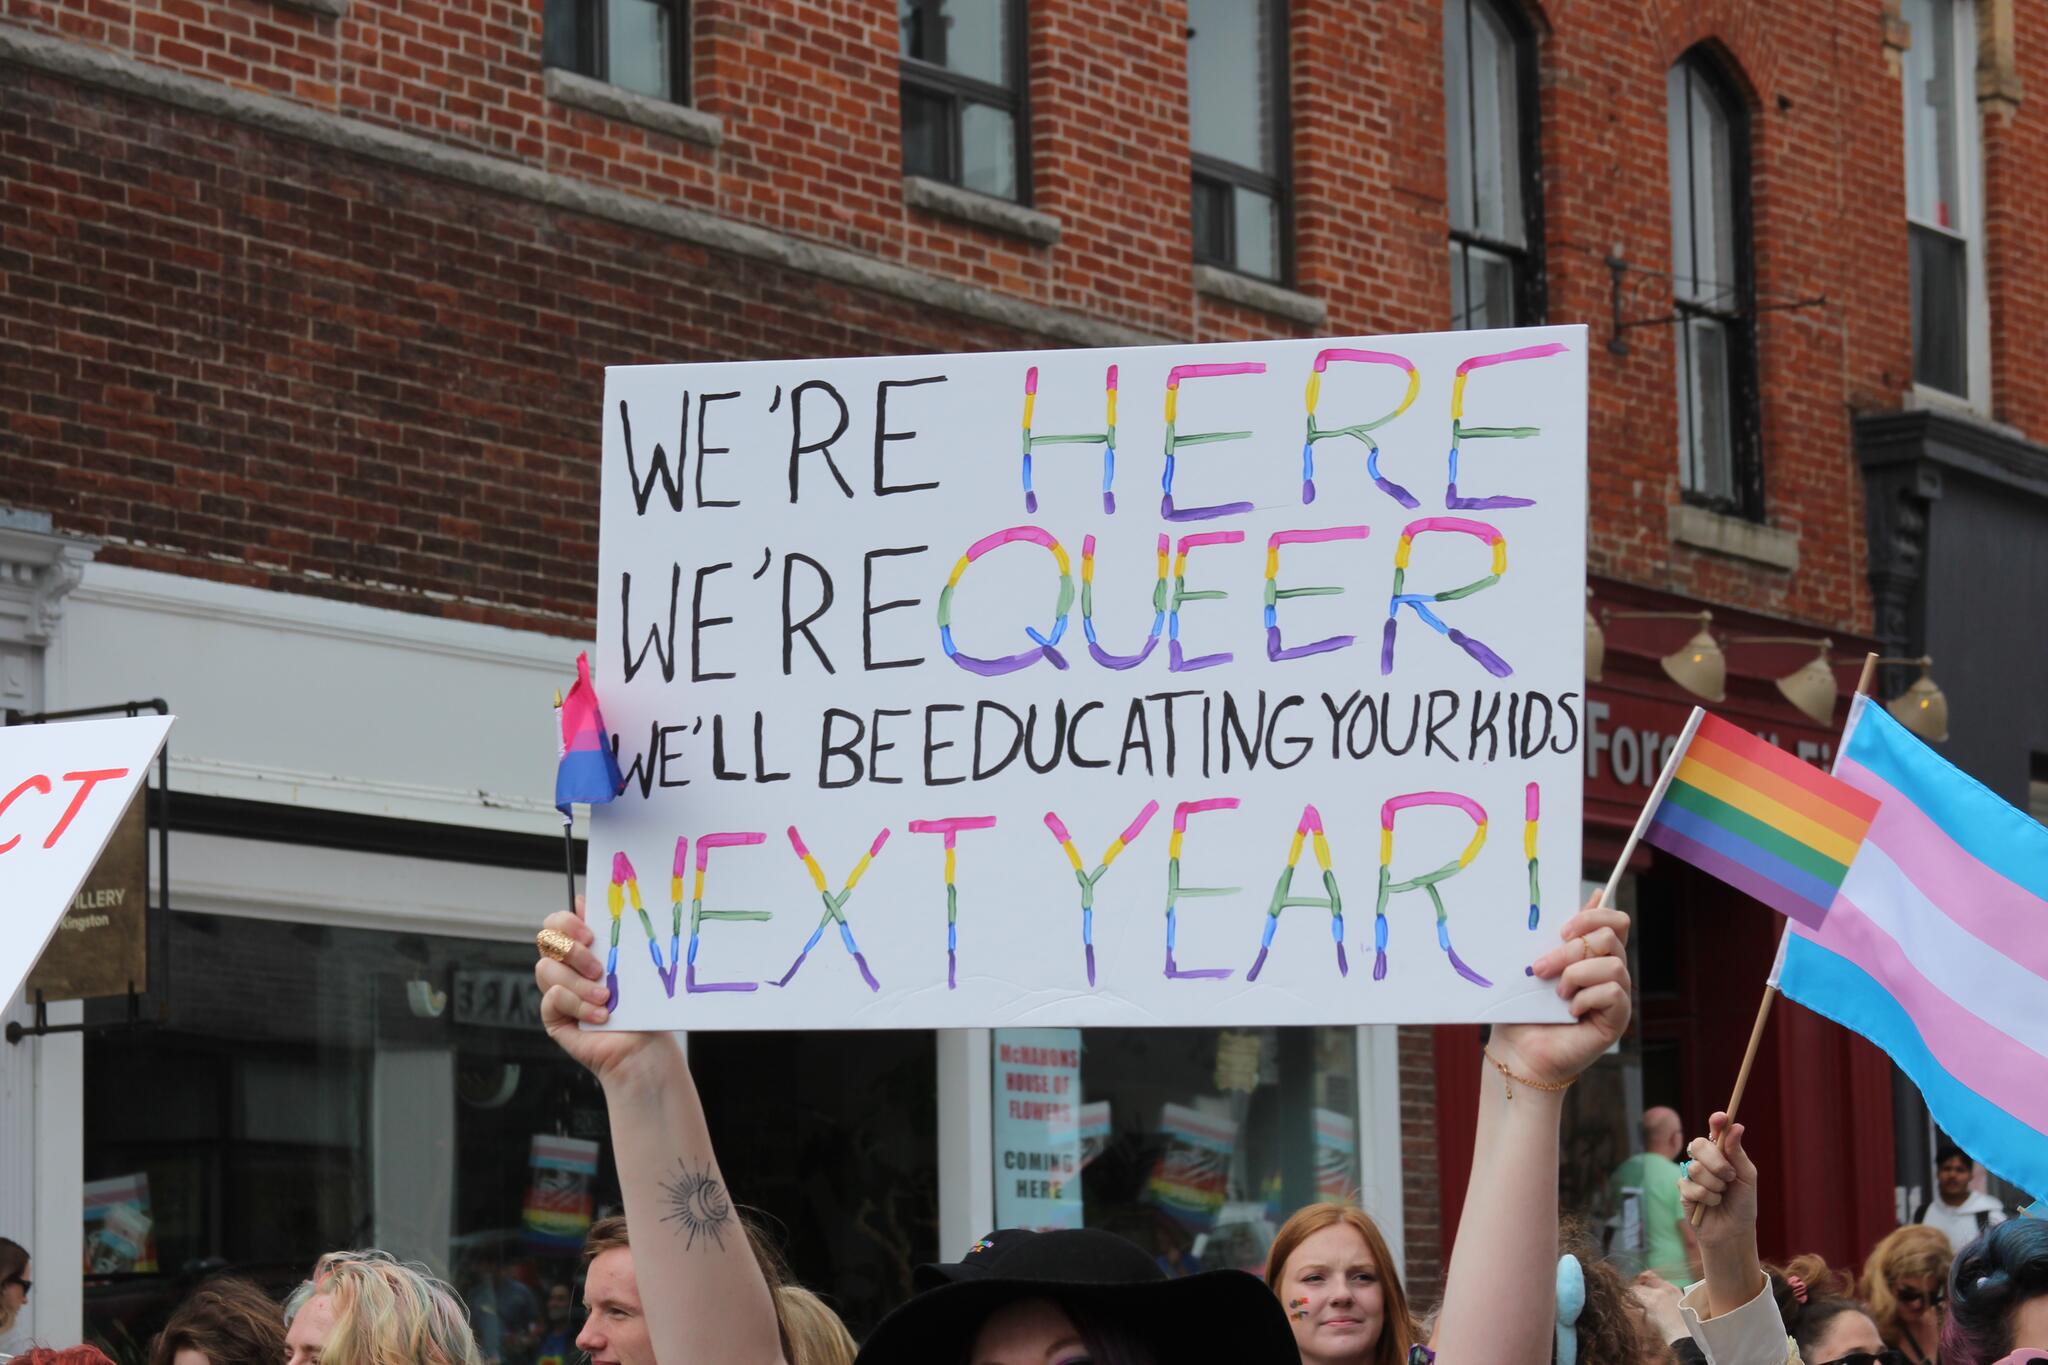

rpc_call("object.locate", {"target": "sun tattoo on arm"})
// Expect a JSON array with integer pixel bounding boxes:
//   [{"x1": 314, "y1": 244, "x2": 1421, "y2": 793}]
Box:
[{"x1": 660, "y1": 1159, "x2": 733, "y2": 1250}]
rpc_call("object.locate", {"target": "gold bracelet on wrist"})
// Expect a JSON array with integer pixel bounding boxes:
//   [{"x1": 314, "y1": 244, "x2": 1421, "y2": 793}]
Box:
[{"x1": 1482, "y1": 1046, "x2": 1575, "y2": 1101}]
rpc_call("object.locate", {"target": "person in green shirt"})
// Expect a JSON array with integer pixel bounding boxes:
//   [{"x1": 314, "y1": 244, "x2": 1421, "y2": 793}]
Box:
[{"x1": 1606, "y1": 1106, "x2": 1699, "y2": 1285}]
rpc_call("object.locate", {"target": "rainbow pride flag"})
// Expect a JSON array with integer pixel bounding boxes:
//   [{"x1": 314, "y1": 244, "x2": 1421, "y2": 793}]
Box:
[
  {"x1": 1643, "y1": 710, "x2": 1879, "y2": 930},
  {"x1": 1774, "y1": 695, "x2": 2048, "y2": 1199},
  {"x1": 555, "y1": 651, "x2": 624, "y2": 820}
]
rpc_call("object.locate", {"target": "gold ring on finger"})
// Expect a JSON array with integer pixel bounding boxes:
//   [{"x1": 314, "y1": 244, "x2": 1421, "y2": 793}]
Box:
[{"x1": 536, "y1": 927, "x2": 575, "y2": 962}]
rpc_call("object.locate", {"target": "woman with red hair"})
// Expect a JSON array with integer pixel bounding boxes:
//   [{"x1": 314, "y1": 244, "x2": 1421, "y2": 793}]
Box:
[{"x1": 1263, "y1": 1204, "x2": 1415, "y2": 1365}]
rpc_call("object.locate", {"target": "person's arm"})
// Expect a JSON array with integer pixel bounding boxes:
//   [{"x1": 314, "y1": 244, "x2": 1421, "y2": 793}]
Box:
[
  {"x1": 535, "y1": 903, "x2": 787, "y2": 1365},
  {"x1": 1432, "y1": 900, "x2": 1634, "y2": 1365},
  {"x1": 1673, "y1": 1113, "x2": 1789, "y2": 1365}
]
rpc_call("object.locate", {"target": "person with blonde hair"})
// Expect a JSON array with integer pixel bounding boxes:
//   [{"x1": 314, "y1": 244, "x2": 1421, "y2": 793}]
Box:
[
  {"x1": 283, "y1": 1251, "x2": 482, "y2": 1365},
  {"x1": 773, "y1": 1287, "x2": 856, "y2": 1365},
  {"x1": 1263, "y1": 1203, "x2": 1415, "y2": 1365},
  {"x1": 0, "y1": 1237, "x2": 31, "y2": 1357},
  {"x1": 1865, "y1": 1224, "x2": 1955, "y2": 1365}
]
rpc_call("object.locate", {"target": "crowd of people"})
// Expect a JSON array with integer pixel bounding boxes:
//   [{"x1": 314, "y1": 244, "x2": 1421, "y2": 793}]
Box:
[{"x1": 3, "y1": 898, "x2": 2045, "y2": 1365}]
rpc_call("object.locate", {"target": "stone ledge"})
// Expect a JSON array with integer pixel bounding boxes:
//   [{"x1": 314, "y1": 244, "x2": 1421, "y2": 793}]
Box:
[
  {"x1": 1668, "y1": 503, "x2": 1800, "y2": 571},
  {"x1": 1194, "y1": 264, "x2": 1327, "y2": 326},
  {"x1": 0, "y1": 24, "x2": 1172, "y2": 350},
  {"x1": 544, "y1": 67, "x2": 723, "y2": 148},
  {"x1": 269, "y1": 0, "x2": 346, "y2": 17},
  {"x1": 903, "y1": 175, "x2": 1060, "y2": 245}
]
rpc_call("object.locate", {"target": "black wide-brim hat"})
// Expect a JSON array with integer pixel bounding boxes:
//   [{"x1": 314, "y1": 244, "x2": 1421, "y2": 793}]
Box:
[{"x1": 855, "y1": 1227, "x2": 1299, "y2": 1364}]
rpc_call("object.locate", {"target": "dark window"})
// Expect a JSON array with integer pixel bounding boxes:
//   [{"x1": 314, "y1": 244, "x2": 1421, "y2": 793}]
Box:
[
  {"x1": 1444, "y1": 0, "x2": 1541, "y2": 329},
  {"x1": 544, "y1": 0, "x2": 688, "y2": 104},
  {"x1": 1902, "y1": 0, "x2": 1975, "y2": 397},
  {"x1": 900, "y1": 0, "x2": 1027, "y2": 203},
  {"x1": 1188, "y1": 0, "x2": 1289, "y2": 282},
  {"x1": 1666, "y1": 53, "x2": 1760, "y2": 518}
]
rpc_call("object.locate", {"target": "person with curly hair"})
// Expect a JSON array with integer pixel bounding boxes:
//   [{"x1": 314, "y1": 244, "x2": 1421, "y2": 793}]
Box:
[
  {"x1": 1943, "y1": 1216, "x2": 2048, "y2": 1365},
  {"x1": 149, "y1": 1279, "x2": 286, "y2": 1365},
  {"x1": 1864, "y1": 1225, "x2": 1954, "y2": 1365}
]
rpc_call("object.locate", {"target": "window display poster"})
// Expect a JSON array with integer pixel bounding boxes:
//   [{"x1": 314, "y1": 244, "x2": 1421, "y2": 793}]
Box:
[
  {"x1": 590, "y1": 329, "x2": 1586, "y2": 1030},
  {"x1": 1146, "y1": 1102, "x2": 1239, "y2": 1233},
  {"x1": 82, "y1": 1173, "x2": 157, "y2": 1273},
  {"x1": 1314, "y1": 1107, "x2": 1358, "y2": 1203},
  {"x1": 993, "y1": 1028, "x2": 1085, "y2": 1230},
  {"x1": 522, "y1": 1135, "x2": 601, "y2": 1250}
]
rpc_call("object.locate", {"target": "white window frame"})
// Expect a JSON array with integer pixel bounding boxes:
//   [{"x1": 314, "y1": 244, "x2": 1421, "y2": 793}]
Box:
[{"x1": 1905, "y1": 0, "x2": 1991, "y2": 414}]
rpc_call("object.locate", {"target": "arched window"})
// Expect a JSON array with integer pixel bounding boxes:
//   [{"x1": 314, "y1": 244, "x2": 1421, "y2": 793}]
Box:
[
  {"x1": 1444, "y1": 0, "x2": 1540, "y2": 329},
  {"x1": 1666, "y1": 51, "x2": 1758, "y2": 516}
]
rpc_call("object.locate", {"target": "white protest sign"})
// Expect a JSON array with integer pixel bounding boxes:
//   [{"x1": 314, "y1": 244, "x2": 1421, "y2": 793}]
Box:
[
  {"x1": 591, "y1": 327, "x2": 1585, "y2": 1029},
  {"x1": 0, "y1": 714, "x2": 173, "y2": 1008}
]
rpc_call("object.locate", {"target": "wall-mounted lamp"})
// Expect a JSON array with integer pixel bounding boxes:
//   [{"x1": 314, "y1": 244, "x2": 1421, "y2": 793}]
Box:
[
  {"x1": 1603, "y1": 609, "x2": 1725, "y2": 701},
  {"x1": 1879, "y1": 656, "x2": 1949, "y2": 743},
  {"x1": 1725, "y1": 635, "x2": 1838, "y2": 726}
]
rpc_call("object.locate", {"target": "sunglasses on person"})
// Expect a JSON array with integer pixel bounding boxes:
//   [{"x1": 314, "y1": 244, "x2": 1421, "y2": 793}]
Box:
[
  {"x1": 1893, "y1": 1284, "x2": 1947, "y2": 1310},
  {"x1": 2, "y1": 1276, "x2": 27, "y2": 1296},
  {"x1": 1815, "y1": 1352, "x2": 1907, "y2": 1365}
]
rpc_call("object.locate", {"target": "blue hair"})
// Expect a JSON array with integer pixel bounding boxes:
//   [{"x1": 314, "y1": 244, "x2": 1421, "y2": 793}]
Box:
[{"x1": 1944, "y1": 1215, "x2": 2048, "y2": 1365}]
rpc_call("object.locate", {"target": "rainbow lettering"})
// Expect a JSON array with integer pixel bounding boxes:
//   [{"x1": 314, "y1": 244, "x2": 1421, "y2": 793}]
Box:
[
  {"x1": 1524, "y1": 782, "x2": 1541, "y2": 930},
  {"x1": 909, "y1": 816, "x2": 998, "y2": 989},
  {"x1": 1169, "y1": 530, "x2": 1243, "y2": 672},
  {"x1": 1446, "y1": 342, "x2": 1567, "y2": 509},
  {"x1": 1165, "y1": 798, "x2": 1240, "y2": 980},
  {"x1": 1248, "y1": 804, "x2": 1346, "y2": 980},
  {"x1": 1265, "y1": 526, "x2": 1370, "y2": 661},
  {"x1": 1020, "y1": 364, "x2": 1119, "y2": 514},
  {"x1": 1376, "y1": 792, "x2": 1491, "y2": 987},
  {"x1": 937, "y1": 526, "x2": 1074, "y2": 676},
  {"x1": 1044, "y1": 801, "x2": 1160, "y2": 985},
  {"x1": 1161, "y1": 362, "x2": 1263, "y2": 521},
  {"x1": 1381, "y1": 516, "x2": 1511, "y2": 677},
  {"x1": 774, "y1": 825, "x2": 888, "y2": 991},
  {"x1": 602, "y1": 851, "x2": 633, "y2": 1011},
  {"x1": 1299, "y1": 348, "x2": 1421, "y2": 506},
  {"x1": 1081, "y1": 533, "x2": 1168, "y2": 669},
  {"x1": 686, "y1": 832, "x2": 771, "y2": 994}
]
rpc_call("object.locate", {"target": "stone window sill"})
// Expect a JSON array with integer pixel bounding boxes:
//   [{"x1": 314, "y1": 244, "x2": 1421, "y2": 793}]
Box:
[
  {"x1": 1193, "y1": 264, "x2": 1327, "y2": 326},
  {"x1": 903, "y1": 176, "x2": 1061, "y2": 245},
  {"x1": 1668, "y1": 503, "x2": 1800, "y2": 571},
  {"x1": 269, "y1": 0, "x2": 346, "y2": 17},
  {"x1": 544, "y1": 68, "x2": 724, "y2": 148}
]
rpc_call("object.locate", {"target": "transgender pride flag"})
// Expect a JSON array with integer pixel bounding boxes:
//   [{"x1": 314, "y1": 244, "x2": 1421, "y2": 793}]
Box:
[{"x1": 1774, "y1": 693, "x2": 2048, "y2": 1199}]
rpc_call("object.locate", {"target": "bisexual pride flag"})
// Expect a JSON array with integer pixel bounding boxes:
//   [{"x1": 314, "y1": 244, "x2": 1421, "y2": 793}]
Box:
[
  {"x1": 1643, "y1": 710, "x2": 1879, "y2": 930},
  {"x1": 555, "y1": 651, "x2": 624, "y2": 821},
  {"x1": 1773, "y1": 695, "x2": 2048, "y2": 1200}
]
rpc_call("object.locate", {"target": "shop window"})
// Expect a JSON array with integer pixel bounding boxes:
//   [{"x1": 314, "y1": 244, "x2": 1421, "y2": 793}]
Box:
[
  {"x1": 2029, "y1": 753, "x2": 2048, "y2": 825},
  {"x1": 1443, "y1": 0, "x2": 1541, "y2": 329},
  {"x1": 1902, "y1": 0, "x2": 1985, "y2": 403},
  {"x1": 1666, "y1": 51, "x2": 1760, "y2": 519},
  {"x1": 899, "y1": 0, "x2": 1028, "y2": 203},
  {"x1": 543, "y1": 0, "x2": 689, "y2": 104},
  {"x1": 990, "y1": 1026, "x2": 1359, "y2": 1272},
  {"x1": 1188, "y1": 0, "x2": 1290, "y2": 283}
]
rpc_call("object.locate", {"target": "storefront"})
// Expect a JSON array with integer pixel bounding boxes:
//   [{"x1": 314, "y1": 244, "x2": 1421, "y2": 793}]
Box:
[{"x1": 5, "y1": 553, "x2": 1410, "y2": 1351}]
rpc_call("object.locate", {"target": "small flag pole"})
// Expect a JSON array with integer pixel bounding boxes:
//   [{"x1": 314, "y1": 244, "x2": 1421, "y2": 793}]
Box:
[
  {"x1": 555, "y1": 689, "x2": 577, "y2": 919},
  {"x1": 1688, "y1": 651, "x2": 1880, "y2": 1225},
  {"x1": 1594, "y1": 706, "x2": 1705, "y2": 912}
]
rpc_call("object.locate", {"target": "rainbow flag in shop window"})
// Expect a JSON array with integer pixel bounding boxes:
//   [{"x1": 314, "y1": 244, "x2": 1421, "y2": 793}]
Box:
[
  {"x1": 1641, "y1": 710, "x2": 1879, "y2": 930},
  {"x1": 555, "y1": 651, "x2": 624, "y2": 821}
]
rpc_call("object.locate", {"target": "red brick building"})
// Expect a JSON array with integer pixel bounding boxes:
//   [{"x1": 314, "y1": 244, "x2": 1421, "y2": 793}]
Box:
[{"x1": 5, "y1": 0, "x2": 2046, "y2": 1343}]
